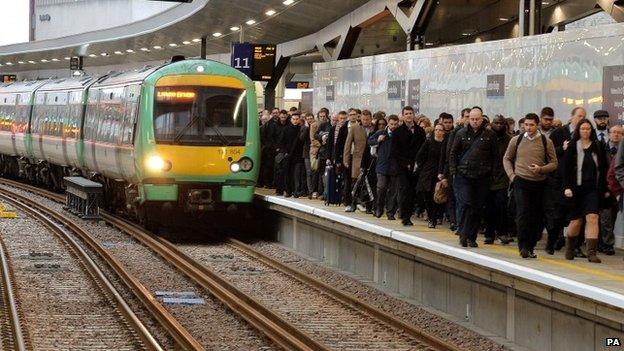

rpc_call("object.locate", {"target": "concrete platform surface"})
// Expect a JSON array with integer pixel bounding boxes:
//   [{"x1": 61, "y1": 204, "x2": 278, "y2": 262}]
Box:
[{"x1": 255, "y1": 188, "x2": 624, "y2": 312}]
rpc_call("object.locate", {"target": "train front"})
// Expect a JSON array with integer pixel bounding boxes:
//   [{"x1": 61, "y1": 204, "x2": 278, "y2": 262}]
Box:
[{"x1": 136, "y1": 60, "x2": 259, "y2": 213}]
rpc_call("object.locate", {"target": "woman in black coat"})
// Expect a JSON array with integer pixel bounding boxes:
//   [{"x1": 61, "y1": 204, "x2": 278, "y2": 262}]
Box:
[
  {"x1": 562, "y1": 118, "x2": 609, "y2": 263},
  {"x1": 415, "y1": 123, "x2": 446, "y2": 228}
]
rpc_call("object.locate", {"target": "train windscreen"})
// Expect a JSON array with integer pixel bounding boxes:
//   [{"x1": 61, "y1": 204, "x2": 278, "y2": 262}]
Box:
[{"x1": 153, "y1": 86, "x2": 247, "y2": 146}]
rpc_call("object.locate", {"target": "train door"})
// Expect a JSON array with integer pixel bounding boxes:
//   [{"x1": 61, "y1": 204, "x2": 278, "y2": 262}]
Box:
[
  {"x1": 14, "y1": 93, "x2": 32, "y2": 158},
  {"x1": 63, "y1": 90, "x2": 83, "y2": 168},
  {"x1": 117, "y1": 84, "x2": 139, "y2": 182},
  {"x1": 0, "y1": 93, "x2": 17, "y2": 156},
  {"x1": 93, "y1": 86, "x2": 124, "y2": 179}
]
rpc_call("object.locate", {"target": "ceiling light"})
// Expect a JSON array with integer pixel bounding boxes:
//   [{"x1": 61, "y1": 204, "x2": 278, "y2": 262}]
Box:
[
  {"x1": 41, "y1": 59, "x2": 49, "y2": 62},
  {"x1": 153, "y1": 45, "x2": 163, "y2": 49},
  {"x1": 230, "y1": 26, "x2": 240, "y2": 31},
  {"x1": 28, "y1": 60, "x2": 36, "y2": 64},
  {"x1": 88, "y1": 54, "x2": 97, "y2": 57},
  {"x1": 114, "y1": 51, "x2": 123, "y2": 55},
  {"x1": 169, "y1": 43, "x2": 178, "y2": 47},
  {"x1": 100, "y1": 52, "x2": 108, "y2": 56},
  {"x1": 461, "y1": 32, "x2": 471, "y2": 36},
  {"x1": 182, "y1": 41, "x2": 191, "y2": 45},
  {"x1": 542, "y1": 1, "x2": 549, "y2": 4},
  {"x1": 425, "y1": 42, "x2": 434, "y2": 46},
  {"x1": 192, "y1": 38, "x2": 201, "y2": 43},
  {"x1": 64, "y1": 57, "x2": 71, "y2": 60},
  {"x1": 265, "y1": 9, "x2": 276, "y2": 16},
  {"x1": 283, "y1": 0, "x2": 294, "y2": 5},
  {"x1": 140, "y1": 47, "x2": 149, "y2": 51},
  {"x1": 5, "y1": 62, "x2": 13, "y2": 65},
  {"x1": 51, "y1": 58, "x2": 59, "y2": 62},
  {"x1": 126, "y1": 49, "x2": 135, "y2": 53},
  {"x1": 18, "y1": 61, "x2": 25, "y2": 64},
  {"x1": 246, "y1": 19, "x2": 256, "y2": 25},
  {"x1": 499, "y1": 17, "x2": 508, "y2": 21},
  {"x1": 212, "y1": 32, "x2": 222, "y2": 37}
]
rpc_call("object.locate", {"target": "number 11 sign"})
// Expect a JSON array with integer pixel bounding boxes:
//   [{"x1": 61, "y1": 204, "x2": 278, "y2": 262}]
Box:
[{"x1": 231, "y1": 43, "x2": 253, "y2": 78}]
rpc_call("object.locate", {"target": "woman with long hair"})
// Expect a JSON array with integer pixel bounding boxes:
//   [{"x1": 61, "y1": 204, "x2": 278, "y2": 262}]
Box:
[{"x1": 562, "y1": 118, "x2": 609, "y2": 263}]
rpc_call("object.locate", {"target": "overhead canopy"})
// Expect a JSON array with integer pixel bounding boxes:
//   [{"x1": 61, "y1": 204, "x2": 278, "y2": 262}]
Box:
[{"x1": 0, "y1": 0, "x2": 368, "y2": 71}]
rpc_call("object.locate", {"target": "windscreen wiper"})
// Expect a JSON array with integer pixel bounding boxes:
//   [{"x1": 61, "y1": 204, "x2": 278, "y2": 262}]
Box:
[
  {"x1": 173, "y1": 114, "x2": 198, "y2": 144},
  {"x1": 208, "y1": 125, "x2": 230, "y2": 146}
]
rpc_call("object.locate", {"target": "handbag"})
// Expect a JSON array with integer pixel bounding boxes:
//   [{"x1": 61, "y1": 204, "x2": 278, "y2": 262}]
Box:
[
  {"x1": 433, "y1": 179, "x2": 448, "y2": 204},
  {"x1": 311, "y1": 156, "x2": 320, "y2": 172}
]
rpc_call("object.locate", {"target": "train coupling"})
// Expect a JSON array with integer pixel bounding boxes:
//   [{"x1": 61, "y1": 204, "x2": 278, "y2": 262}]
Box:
[{"x1": 185, "y1": 189, "x2": 215, "y2": 212}]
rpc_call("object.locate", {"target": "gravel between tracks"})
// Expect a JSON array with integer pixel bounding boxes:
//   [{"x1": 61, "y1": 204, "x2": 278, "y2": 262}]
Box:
[
  {"x1": 249, "y1": 241, "x2": 507, "y2": 351},
  {"x1": 0, "y1": 201, "x2": 142, "y2": 350},
  {"x1": 181, "y1": 243, "x2": 438, "y2": 351},
  {"x1": 0, "y1": 184, "x2": 277, "y2": 351}
]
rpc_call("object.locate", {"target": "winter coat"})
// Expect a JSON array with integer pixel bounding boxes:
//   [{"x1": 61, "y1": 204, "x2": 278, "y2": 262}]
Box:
[
  {"x1": 315, "y1": 121, "x2": 332, "y2": 160},
  {"x1": 415, "y1": 138, "x2": 442, "y2": 193},
  {"x1": 343, "y1": 123, "x2": 371, "y2": 179},
  {"x1": 562, "y1": 140, "x2": 608, "y2": 197},
  {"x1": 368, "y1": 129, "x2": 399, "y2": 176},
  {"x1": 490, "y1": 131, "x2": 512, "y2": 190},
  {"x1": 449, "y1": 125, "x2": 498, "y2": 179},
  {"x1": 393, "y1": 123, "x2": 426, "y2": 170}
]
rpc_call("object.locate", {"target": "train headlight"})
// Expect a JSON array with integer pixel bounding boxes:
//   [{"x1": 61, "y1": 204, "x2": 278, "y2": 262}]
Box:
[
  {"x1": 146, "y1": 155, "x2": 172, "y2": 171},
  {"x1": 239, "y1": 157, "x2": 253, "y2": 171},
  {"x1": 230, "y1": 162, "x2": 241, "y2": 173}
]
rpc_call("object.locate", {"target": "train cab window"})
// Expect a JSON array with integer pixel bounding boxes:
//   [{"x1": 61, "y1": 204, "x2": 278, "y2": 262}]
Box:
[{"x1": 153, "y1": 86, "x2": 246, "y2": 146}]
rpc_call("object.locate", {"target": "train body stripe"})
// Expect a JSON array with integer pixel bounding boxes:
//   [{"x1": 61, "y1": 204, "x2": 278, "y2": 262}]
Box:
[{"x1": 155, "y1": 75, "x2": 245, "y2": 89}]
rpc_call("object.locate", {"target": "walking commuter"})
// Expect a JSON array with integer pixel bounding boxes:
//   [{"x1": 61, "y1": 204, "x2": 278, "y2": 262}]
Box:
[
  {"x1": 344, "y1": 110, "x2": 373, "y2": 212},
  {"x1": 415, "y1": 124, "x2": 445, "y2": 228},
  {"x1": 485, "y1": 115, "x2": 512, "y2": 244},
  {"x1": 594, "y1": 110, "x2": 610, "y2": 147},
  {"x1": 599, "y1": 125, "x2": 622, "y2": 255},
  {"x1": 562, "y1": 119, "x2": 609, "y2": 263},
  {"x1": 285, "y1": 113, "x2": 305, "y2": 198},
  {"x1": 549, "y1": 107, "x2": 587, "y2": 255},
  {"x1": 337, "y1": 109, "x2": 360, "y2": 207},
  {"x1": 449, "y1": 107, "x2": 498, "y2": 247},
  {"x1": 439, "y1": 109, "x2": 469, "y2": 231},
  {"x1": 368, "y1": 115, "x2": 400, "y2": 219},
  {"x1": 259, "y1": 110, "x2": 275, "y2": 188},
  {"x1": 302, "y1": 113, "x2": 319, "y2": 198},
  {"x1": 273, "y1": 112, "x2": 290, "y2": 196},
  {"x1": 539, "y1": 107, "x2": 555, "y2": 138},
  {"x1": 614, "y1": 137, "x2": 624, "y2": 247},
  {"x1": 315, "y1": 109, "x2": 333, "y2": 197},
  {"x1": 394, "y1": 106, "x2": 426, "y2": 226},
  {"x1": 503, "y1": 113, "x2": 558, "y2": 258}
]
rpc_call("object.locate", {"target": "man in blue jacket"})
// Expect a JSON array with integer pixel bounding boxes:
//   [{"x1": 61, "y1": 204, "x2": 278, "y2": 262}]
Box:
[{"x1": 368, "y1": 115, "x2": 400, "y2": 219}]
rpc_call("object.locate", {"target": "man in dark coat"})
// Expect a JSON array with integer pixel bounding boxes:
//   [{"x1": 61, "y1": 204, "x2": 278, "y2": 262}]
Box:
[
  {"x1": 393, "y1": 106, "x2": 426, "y2": 226},
  {"x1": 286, "y1": 112, "x2": 306, "y2": 198},
  {"x1": 368, "y1": 115, "x2": 400, "y2": 219},
  {"x1": 449, "y1": 107, "x2": 498, "y2": 247},
  {"x1": 485, "y1": 115, "x2": 512, "y2": 244},
  {"x1": 438, "y1": 108, "x2": 470, "y2": 231},
  {"x1": 273, "y1": 112, "x2": 291, "y2": 196}
]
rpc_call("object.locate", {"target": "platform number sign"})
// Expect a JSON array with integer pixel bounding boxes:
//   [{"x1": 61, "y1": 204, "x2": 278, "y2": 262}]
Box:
[{"x1": 231, "y1": 43, "x2": 276, "y2": 82}]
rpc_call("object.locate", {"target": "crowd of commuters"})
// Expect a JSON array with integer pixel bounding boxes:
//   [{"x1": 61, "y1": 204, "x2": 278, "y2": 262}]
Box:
[{"x1": 258, "y1": 105, "x2": 624, "y2": 263}]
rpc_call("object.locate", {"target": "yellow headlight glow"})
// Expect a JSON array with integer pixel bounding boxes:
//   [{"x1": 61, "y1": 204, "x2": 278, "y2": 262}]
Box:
[{"x1": 146, "y1": 155, "x2": 166, "y2": 171}]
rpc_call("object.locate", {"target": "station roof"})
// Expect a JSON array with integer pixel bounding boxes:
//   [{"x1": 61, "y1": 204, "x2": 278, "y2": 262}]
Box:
[{"x1": 0, "y1": 0, "x2": 368, "y2": 71}]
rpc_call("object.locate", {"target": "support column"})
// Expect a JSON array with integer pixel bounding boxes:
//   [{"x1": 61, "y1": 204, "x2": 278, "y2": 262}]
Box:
[
  {"x1": 519, "y1": 0, "x2": 541, "y2": 37},
  {"x1": 264, "y1": 56, "x2": 291, "y2": 109},
  {"x1": 200, "y1": 36, "x2": 207, "y2": 59}
]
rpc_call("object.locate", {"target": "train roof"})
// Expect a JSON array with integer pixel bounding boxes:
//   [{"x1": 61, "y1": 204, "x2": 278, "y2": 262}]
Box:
[
  {"x1": 36, "y1": 76, "x2": 96, "y2": 92},
  {"x1": 91, "y1": 65, "x2": 162, "y2": 88},
  {"x1": 0, "y1": 80, "x2": 50, "y2": 94}
]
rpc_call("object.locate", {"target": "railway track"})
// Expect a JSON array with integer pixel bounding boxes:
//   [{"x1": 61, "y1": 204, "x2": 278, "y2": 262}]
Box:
[
  {"x1": 0, "y1": 181, "x2": 200, "y2": 350},
  {"x1": 0, "y1": 235, "x2": 27, "y2": 351},
  {"x1": 0, "y1": 178, "x2": 461, "y2": 351}
]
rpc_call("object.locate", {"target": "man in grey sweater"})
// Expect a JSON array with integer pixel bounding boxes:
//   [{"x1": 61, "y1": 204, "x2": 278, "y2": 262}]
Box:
[{"x1": 503, "y1": 113, "x2": 558, "y2": 258}]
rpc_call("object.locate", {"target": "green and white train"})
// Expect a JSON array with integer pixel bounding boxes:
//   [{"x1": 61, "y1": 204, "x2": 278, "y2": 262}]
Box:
[{"x1": 0, "y1": 59, "x2": 259, "y2": 222}]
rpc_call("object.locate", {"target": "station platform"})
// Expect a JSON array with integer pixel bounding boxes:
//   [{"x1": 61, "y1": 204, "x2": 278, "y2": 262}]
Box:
[{"x1": 255, "y1": 188, "x2": 624, "y2": 351}]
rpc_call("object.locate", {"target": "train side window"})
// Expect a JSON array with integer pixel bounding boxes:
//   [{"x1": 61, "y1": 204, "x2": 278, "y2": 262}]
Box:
[
  {"x1": 15, "y1": 94, "x2": 30, "y2": 134},
  {"x1": 84, "y1": 89, "x2": 100, "y2": 141}
]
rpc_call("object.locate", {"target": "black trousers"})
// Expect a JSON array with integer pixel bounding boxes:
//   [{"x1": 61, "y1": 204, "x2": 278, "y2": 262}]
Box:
[
  {"x1": 514, "y1": 177, "x2": 546, "y2": 252},
  {"x1": 398, "y1": 169, "x2": 418, "y2": 220},
  {"x1": 376, "y1": 173, "x2": 398, "y2": 215},
  {"x1": 543, "y1": 176, "x2": 565, "y2": 245},
  {"x1": 422, "y1": 190, "x2": 443, "y2": 223},
  {"x1": 454, "y1": 174, "x2": 489, "y2": 242},
  {"x1": 274, "y1": 154, "x2": 287, "y2": 194},
  {"x1": 259, "y1": 148, "x2": 275, "y2": 187},
  {"x1": 485, "y1": 188, "x2": 508, "y2": 239}
]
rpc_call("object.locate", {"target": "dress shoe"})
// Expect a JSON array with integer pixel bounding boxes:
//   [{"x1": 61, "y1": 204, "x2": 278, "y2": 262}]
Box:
[
  {"x1": 603, "y1": 246, "x2": 616, "y2": 256},
  {"x1": 497, "y1": 236, "x2": 510, "y2": 245},
  {"x1": 344, "y1": 206, "x2": 355, "y2": 213},
  {"x1": 529, "y1": 250, "x2": 537, "y2": 258},
  {"x1": 460, "y1": 238, "x2": 468, "y2": 247},
  {"x1": 402, "y1": 219, "x2": 414, "y2": 226},
  {"x1": 545, "y1": 247, "x2": 555, "y2": 255},
  {"x1": 449, "y1": 223, "x2": 457, "y2": 231},
  {"x1": 484, "y1": 238, "x2": 495, "y2": 245},
  {"x1": 374, "y1": 210, "x2": 383, "y2": 218},
  {"x1": 468, "y1": 240, "x2": 478, "y2": 248},
  {"x1": 387, "y1": 214, "x2": 396, "y2": 220},
  {"x1": 520, "y1": 249, "x2": 529, "y2": 258}
]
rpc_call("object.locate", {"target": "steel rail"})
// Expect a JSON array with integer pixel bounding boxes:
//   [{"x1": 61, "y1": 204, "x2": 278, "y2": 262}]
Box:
[
  {"x1": 226, "y1": 238, "x2": 462, "y2": 351},
  {"x1": 0, "y1": 178, "x2": 329, "y2": 351},
  {"x1": 0, "y1": 187, "x2": 203, "y2": 351},
  {"x1": 0, "y1": 237, "x2": 27, "y2": 351},
  {"x1": 104, "y1": 213, "x2": 330, "y2": 351}
]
